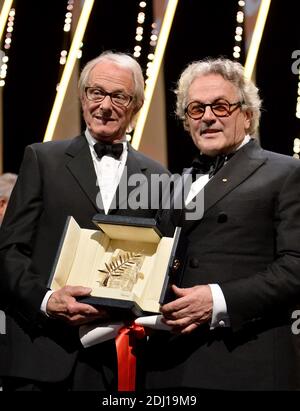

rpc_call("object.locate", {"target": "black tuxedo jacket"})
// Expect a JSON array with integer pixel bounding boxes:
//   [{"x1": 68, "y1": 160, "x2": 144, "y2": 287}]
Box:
[
  {"x1": 0, "y1": 134, "x2": 169, "y2": 384},
  {"x1": 146, "y1": 139, "x2": 300, "y2": 390}
]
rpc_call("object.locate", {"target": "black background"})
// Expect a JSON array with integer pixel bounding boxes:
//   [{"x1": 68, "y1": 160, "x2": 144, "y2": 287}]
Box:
[{"x1": 2, "y1": 0, "x2": 300, "y2": 174}]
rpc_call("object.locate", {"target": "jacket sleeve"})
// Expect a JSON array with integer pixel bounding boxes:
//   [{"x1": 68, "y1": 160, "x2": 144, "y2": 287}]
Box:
[
  {"x1": 0, "y1": 145, "x2": 48, "y2": 325},
  {"x1": 221, "y1": 163, "x2": 300, "y2": 331}
]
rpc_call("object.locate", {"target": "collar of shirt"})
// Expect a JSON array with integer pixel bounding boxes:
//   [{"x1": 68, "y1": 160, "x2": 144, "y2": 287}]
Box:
[
  {"x1": 85, "y1": 129, "x2": 128, "y2": 214},
  {"x1": 85, "y1": 129, "x2": 128, "y2": 162},
  {"x1": 185, "y1": 135, "x2": 252, "y2": 206},
  {"x1": 236, "y1": 134, "x2": 251, "y2": 150}
]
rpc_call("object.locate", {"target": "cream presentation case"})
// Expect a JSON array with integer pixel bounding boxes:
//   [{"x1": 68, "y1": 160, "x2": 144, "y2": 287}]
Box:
[{"x1": 48, "y1": 214, "x2": 186, "y2": 317}]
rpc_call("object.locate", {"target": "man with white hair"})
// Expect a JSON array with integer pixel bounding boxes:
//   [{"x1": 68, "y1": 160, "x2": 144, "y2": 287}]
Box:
[
  {"x1": 0, "y1": 173, "x2": 17, "y2": 225},
  {"x1": 145, "y1": 57, "x2": 300, "y2": 391},
  {"x1": 0, "y1": 51, "x2": 168, "y2": 391}
]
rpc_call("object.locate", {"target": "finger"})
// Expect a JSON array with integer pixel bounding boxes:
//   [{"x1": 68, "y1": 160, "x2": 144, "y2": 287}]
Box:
[
  {"x1": 64, "y1": 286, "x2": 92, "y2": 297},
  {"x1": 53, "y1": 309, "x2": 107, "y2": 326},
  {"x1": 67, "y1": 301, "x2": 99, "y2": 316},
  {"x1": 170, "y1": 322, "x2": 199, "y2": 335},
  {"x1": 161, "y1": 305, "x2": 189, "y2": 321},
  {"x1": 180, "y1": 323, "x2": 199, "y2": 335},
  {"x1": 160, "y1": 298, "x2": 189, "y2": 317},
  {"x1": 163, "y1": 316, "x2": 190, "y2": 328},
  {"x1": 68, "y1": 301, "x2": 112, "y2": 319},
  {"x1": 72, "y1": 313, "x2": 110, "y2": 326},
  {"x1": 171, "y1": 284, "x2": 191, "y2": 297},
  {"x1": 59, "y1": 313, "x2": 89, "y2": 326}
]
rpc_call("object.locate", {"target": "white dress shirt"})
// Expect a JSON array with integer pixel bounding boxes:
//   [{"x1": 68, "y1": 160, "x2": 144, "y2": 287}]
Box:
[{"x1": 85, "y1": 130, "x2": 128, "y2": 214}]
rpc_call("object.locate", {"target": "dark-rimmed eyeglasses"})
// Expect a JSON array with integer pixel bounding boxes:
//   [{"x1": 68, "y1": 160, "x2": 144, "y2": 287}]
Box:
[
  {"x1": 185, "y1": 99, "x2": 243, "y2": 120},
  {"x1": 85, "y1": 87, "x2": 133, "y2": 108}
]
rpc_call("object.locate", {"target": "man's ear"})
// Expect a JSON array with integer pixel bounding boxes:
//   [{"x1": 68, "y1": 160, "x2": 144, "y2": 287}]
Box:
[
  {"x1": 133, "y1": 100, "x2": 143, "y2": 115},
  {"x1": 183, "y1": 117, "x2": 190, "y2": 132},
  {"x1": 80, "y1": 95, "x2": 85, "y2": 107},
  {"x1": 128, "y1": 101, "x2": 144, "y2": 132},
  {"x1": 244, "y1": 109, "x2": 252, "y2": 130}
]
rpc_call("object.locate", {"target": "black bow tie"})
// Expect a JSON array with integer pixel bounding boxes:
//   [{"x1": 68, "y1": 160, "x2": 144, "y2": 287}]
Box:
[
  {"x1": 94, "y1": 141, "x2": 124, "y2": 160},
  {"x1": 191, "y1": 152, "x2": 235, "y2": 178}
]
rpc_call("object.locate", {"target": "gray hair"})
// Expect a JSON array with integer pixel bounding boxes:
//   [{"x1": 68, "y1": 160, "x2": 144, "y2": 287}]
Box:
[
  {"x1": 0, "y1": 173, "x2": 17, "y2": 199},
  {"x1": 175, "y1": 58, "x2": 262, "y2": 135},
  {"x1": 78, "y1": 51, "x2": 145, "y2": 111}
]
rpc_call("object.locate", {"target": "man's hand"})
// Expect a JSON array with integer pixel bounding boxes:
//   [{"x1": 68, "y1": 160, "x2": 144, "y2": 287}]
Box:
[
  {"x1": 160, "y1": 284, "x2": 213, "y2": 334},
  {"x1": 46, "y1": 285, "x2": 110, "y2": 326}
]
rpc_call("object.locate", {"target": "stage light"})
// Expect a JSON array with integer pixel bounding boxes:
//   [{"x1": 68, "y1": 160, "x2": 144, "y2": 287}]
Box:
[
  {"x1": 43, "y1": 0, "x2": 94, "y2": 142},
  {"x1": 244, "y1": 0, "x2": 272, "y2": 79},
  {"x1": 0, "y1": 0, "x2": 13, "y2": 41},
  {"x1": 132, "y1": 0, "x2": 178, "y2": 149}
]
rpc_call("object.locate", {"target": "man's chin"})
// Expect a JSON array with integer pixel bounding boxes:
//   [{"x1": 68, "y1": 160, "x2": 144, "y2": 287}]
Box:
[
  {"x1": 94, "y1": 135, "x2": 117, "y2": 143},
  {"x1": 197, "y1": 141, "x2": 222, "y2": 156},
  {"x1": 91, "y1": 128, "x2": 120, "y2": 142}
]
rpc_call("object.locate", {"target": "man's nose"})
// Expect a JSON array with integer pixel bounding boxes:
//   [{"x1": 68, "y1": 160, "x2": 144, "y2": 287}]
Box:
[
  {"x1": 201, "y1": 105, "x2": 216, "y2": 121},
  {"x1": 99, "y1": 95, "x2": 113, "y2": 110}
]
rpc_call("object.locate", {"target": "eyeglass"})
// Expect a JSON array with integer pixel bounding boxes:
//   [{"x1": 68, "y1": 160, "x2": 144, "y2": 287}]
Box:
[
  {"x1": 85, "y1": 87, "x2": 133, "y2": 108},
  {"x1": 185, "y1": 99, "x2": 243, "y2": 120}
]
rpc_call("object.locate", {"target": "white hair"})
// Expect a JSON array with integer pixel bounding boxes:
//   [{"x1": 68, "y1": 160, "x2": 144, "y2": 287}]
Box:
[
  {"x1": 78, "y1": 51, "x2": 145, "y2": 110},
  {"x1": 175, "y1": 58, "x2": 262, "y2": 135},
  {"x1": 0, "y1": 173, "x2": 17, "y2": 199}
]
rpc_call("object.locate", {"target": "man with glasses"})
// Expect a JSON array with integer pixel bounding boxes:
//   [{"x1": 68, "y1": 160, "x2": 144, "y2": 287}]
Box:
[
  {"x1": 0, "y1": 51, "x2": 169, "y2": 391},
  {"x1": 145, "y1": 58, "x2": 300, "y2": 390}
]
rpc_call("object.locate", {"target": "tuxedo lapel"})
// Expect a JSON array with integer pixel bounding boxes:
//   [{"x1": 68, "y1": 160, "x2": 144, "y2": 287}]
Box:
[
  {"x1": 203, "y1": 140, "x2": 267, "y2": 213},
  {"x1": 65, "y1": 135, "x2": 101, "y2": 211},
  {"x1": 184, "y1": 140, "x2": 267, "y2": 229}
]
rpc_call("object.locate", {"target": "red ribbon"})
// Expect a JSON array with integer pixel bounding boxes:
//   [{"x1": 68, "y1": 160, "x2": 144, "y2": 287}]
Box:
[{"x1": 115, "y1": 322, "x2": 146, "y2": 391}]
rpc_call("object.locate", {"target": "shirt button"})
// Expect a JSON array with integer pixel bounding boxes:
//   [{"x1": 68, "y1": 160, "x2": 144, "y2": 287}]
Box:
[{"x1": 219, "y1": 320, "x2": 225, "y2": 327}]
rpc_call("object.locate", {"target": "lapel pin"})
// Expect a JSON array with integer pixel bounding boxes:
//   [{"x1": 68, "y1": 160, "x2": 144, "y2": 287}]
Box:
[{"x1": 222, "y1": 178, "x2": 228, "y2": 182}]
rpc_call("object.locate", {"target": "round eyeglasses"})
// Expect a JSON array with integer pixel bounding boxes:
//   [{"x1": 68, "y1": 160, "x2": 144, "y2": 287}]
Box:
[
  {"x1": 185, "y1": 99, "x2": 243, "y2": 120},
  {"x1": 85, "y1": 87, "x2": 133, "y2": 108}
]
